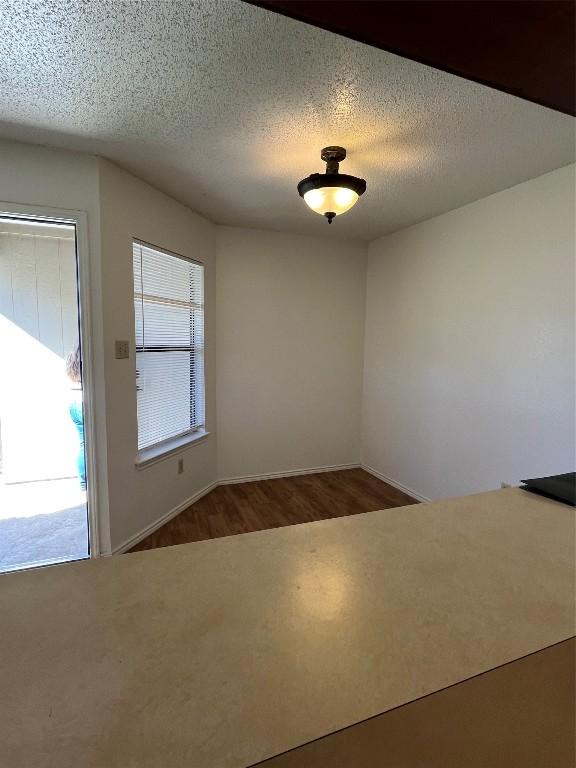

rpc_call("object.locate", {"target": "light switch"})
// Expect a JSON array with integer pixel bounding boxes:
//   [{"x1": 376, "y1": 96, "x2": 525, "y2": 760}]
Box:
[{"x1": 115, "y1": 340, "x2": 129, "y2": 359}]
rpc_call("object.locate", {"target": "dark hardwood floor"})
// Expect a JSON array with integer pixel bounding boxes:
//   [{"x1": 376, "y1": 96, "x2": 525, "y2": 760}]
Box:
[{"x1": 130, "y1": 469, "x2": 418, "y2": 553}]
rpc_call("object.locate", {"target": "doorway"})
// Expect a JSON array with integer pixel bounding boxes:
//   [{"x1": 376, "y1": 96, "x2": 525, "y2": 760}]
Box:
[{"x1": 0, "y1": 215, "x2": 90, "y2": 572}]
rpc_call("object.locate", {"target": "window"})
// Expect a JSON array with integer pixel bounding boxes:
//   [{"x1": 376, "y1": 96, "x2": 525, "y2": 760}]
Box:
[{"x1": 132, "y1": 240, "x2": 204, "y2": 454}]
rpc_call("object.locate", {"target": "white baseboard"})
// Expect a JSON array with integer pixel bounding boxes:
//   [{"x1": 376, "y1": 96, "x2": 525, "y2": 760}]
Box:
[
  {"x1": 361, "y1": 464, "x2": 431, "y2": 503},
  {"x1": 218, "y1": 463, "x2": 360, "y2": 486},
  {"x1": 112, "y1": 480, "x2": 218, "y2": 555},
  {"x1": 113, "y1": 463, "x2": 427, "y2": 555}
]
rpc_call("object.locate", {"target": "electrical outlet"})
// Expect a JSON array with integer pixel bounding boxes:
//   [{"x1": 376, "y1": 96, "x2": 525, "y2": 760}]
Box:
[
  {"x1": 115, "y1": 340, "x2": 129, "y2": 359},
  {"x1": 177, "y1": 458, "x2": 184, "y2": 474}
]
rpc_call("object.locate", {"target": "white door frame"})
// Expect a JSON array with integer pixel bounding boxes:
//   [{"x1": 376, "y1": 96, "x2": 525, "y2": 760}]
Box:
[{"x1": 0, "y1": 200, "x2": 108, "y2": 559}]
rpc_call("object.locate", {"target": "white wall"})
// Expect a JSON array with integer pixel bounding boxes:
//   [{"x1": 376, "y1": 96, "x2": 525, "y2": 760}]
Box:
[
  {"x1": 0, "y1": 142, "x2": 218, "y2": 553},
  {"x1": 98, "y1": 160, "x2": 217, "y2": 551},
  {"x1": 362, "y1": 165, "x2": 576, "y2": 500},
  {"x1": 216, "y1": 227, "x2": 366, "y2": 479}
]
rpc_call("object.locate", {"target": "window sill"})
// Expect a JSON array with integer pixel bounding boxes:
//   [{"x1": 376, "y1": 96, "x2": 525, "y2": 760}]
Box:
[{"x1": 135, "y1": 429, "x2": 210, "y2": 470}]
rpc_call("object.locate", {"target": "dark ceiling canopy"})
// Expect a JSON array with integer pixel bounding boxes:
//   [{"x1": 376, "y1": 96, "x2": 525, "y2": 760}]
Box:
[{"x1": 244, "y1": 0, "x2": 575, "y2": 117}]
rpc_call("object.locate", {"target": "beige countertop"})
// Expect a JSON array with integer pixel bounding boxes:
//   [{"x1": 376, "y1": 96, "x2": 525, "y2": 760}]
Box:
[{"x1": 1, "y1": 488, "x2": 574, "y2": 767}]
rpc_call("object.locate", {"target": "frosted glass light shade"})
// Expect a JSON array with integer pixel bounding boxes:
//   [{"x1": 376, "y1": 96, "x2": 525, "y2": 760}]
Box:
[
  {"x1": 297, "y1": 152, "x2": 366, "y2": 223},
  {"x1": 303, "y1": 186, "x2": 359, "y2": 217}
]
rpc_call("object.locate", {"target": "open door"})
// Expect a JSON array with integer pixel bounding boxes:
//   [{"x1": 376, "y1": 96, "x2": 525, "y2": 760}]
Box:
[{"x1": 0, "y1": 215, "x2": 90, "y2": 572}]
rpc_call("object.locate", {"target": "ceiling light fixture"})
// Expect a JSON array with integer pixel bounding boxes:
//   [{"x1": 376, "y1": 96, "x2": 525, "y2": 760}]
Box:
[{"x1": 297, "y1": 146, "x2": 366, "y2": 224}]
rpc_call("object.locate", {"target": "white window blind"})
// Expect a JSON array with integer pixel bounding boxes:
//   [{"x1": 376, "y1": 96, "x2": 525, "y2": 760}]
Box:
[{"x1": 133, "y1": 241, "x2": 204, "y2": 452}]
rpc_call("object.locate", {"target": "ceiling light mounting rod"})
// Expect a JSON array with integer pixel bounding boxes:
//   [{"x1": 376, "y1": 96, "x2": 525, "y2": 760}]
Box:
[
  {"x1": 321, "y1": 145, "x2": 346, "y2": 175},
  {"x1": 297, "y1": 145, "x2": 366, "y2": 224}
]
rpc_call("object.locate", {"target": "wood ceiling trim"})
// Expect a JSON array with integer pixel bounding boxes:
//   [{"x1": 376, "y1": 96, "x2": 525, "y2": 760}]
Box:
[{"x1": 245, "y1": 0, "x2": 576, "y2": 117}]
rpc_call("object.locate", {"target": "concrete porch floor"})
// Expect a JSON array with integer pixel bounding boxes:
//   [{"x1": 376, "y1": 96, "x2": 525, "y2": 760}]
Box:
[{"x1": 0, "y1": 478, "x2": 88, "y2": 573}]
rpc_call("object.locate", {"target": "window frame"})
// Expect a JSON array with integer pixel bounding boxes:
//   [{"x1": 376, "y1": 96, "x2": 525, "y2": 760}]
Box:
[{"x1": 132, "y1": 238, "x2": 207, "y2": 467}]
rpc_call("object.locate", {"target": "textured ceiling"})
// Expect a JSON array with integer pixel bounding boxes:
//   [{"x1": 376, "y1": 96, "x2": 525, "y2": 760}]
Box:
[{"x1": 0, "y1": 0, "x2": 574, "y2": 241}]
